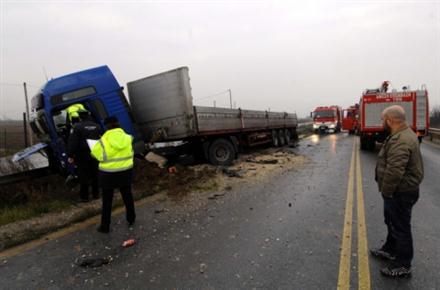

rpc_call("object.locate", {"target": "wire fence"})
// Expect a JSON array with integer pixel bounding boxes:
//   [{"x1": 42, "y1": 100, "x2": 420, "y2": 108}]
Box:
[{"x1": 0, "y1": 121, "x2": 31, "y2": 157}]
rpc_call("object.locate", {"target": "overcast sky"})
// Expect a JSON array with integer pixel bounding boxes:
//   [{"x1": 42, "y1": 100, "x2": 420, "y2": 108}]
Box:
[{"x1": 1, "y1": 0, "x2": 439, "y2": 119}]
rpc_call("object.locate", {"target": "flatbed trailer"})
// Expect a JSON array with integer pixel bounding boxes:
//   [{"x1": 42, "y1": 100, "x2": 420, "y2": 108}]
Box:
[{"x1": 128, "y1": 67, "x2": 298, "y2": 165}]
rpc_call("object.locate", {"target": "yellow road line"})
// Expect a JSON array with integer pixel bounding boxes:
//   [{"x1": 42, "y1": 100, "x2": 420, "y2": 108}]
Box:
[
  {"x1": 356, "y1": 144, "x2": 371, "y2": 290},
  {"x1": 337, "y1": 139, "x2": 356, "y2": 290},
  {"x1": 0, "y1": 193, "x2": 165, "y2": 260}
]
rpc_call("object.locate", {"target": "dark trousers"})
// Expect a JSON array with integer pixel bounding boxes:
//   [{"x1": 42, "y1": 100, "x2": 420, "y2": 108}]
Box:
[
  {"x1": 101, "y1": 185, "x2": 136, "y2": 230},
  {"x1": 77, "y1": 158, "x2": 99, "y2": 200},
  {"x1": 382, "y1": 190, "x2": 419, "y2": 268}
]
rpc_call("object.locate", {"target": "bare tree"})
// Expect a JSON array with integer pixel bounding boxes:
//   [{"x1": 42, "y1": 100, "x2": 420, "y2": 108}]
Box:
[{"x1": 430, "y1": 105, "x2": 440, "y2": 128}]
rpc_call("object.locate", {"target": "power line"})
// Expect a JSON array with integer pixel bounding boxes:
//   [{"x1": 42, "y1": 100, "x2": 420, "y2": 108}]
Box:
[{"x1": 194, "y1": 89, "x2": 231, "y2": 101}]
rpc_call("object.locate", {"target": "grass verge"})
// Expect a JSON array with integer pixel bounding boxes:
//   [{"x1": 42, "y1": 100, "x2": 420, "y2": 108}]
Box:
[{"x1": 0, "y1": 199, "x2": 73, "y2": 227}]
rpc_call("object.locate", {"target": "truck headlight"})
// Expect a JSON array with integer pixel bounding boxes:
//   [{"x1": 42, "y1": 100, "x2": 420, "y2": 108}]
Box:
[
  {"x1": 313, "y1": 124, "x2": 319, "y2": 129},
  {"x1": 328, "y1": 123, "x2": 335, "y2": 128}
]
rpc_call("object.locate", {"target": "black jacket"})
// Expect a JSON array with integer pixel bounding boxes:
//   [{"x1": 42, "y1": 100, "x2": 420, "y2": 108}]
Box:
[{"x1": 67, "y1": 120, "x2": 101, "y2": 159}]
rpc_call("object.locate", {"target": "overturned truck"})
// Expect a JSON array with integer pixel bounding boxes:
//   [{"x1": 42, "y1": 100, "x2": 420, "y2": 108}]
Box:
[{"x1": 26, "y1": 66, "x2": 298, "y2": 176}]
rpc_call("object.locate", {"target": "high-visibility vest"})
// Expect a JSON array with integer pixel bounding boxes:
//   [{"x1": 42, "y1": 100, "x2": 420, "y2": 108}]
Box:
[
  {"x1": 66, "y1": 103, "x2": 87, "y2": 121},
  {"x1": 91, "y1": 128, "x2": 134, "y2": 172}
]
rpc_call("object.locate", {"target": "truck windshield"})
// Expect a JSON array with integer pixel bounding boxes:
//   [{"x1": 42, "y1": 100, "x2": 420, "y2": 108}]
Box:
[
  {"x1": 313, "y1": 111, "x2": 335, "y2": 119},
  {"x1": 51, "y1": 86, "x2": 96, "y2": 105}
]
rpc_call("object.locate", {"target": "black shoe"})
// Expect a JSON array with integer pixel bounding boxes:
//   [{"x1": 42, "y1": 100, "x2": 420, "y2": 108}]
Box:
[
  {"x1": 380, "y1": 266, "x2": 411, "y2": 278},
  {"x1": 128, "y1": 219, "x2": 135, "y2": 226},
  {"x1": 370, "y1": 248, "x2": 396, "y2": 260},
  {"x1": 97, "y1": 226, "x2": 109, "y2": 233}
]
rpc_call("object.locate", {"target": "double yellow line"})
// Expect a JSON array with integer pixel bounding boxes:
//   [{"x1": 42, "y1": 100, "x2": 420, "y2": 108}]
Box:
[{"x1": 337, "y1": 138, "x2": 371, "y2": 290}]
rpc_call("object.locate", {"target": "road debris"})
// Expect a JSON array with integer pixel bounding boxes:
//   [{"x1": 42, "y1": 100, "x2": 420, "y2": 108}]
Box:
[
  {"x1": 145, "y1": 152, "x2": 167, "y2": 168},
  {"x1": 199, "y1": 263, "x2": 207, "y2": 273},
  {"x1": 77, "y1": 257, "x2": 110, "y2": 268},
  {"x1": 221, "y1": 168, "x2": 246, "y2": 178},
  {"x1": 245, "y1": 159, "x2": 278, "y2": 164},
  {"x1": 208, "y1": 192, "x2": 226, "y2": 200},
  {"x1": 122, "y1": 239, "x2": 136, "y2": 248}
]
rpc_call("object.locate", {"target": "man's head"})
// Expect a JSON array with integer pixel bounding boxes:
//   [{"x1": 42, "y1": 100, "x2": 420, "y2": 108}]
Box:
[
  {"x1": 104, "y1": 116, "x2": 120, "y2": 129},
  {"x1": 381, "y1": 105, "x2": 406, "y2": 133}
]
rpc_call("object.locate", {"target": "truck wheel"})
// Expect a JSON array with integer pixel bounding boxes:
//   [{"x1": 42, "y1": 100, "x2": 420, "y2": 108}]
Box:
[
  {"x1": 360, "y1": 137, "x2": 367, "y2": 150},
  {"x1": 284, "y1": 129, "x2": 291, "y2": 144},
  {"x1": 208, "y1": 138, "x2": 236, "y2": 166},
  {"x1": 272, "y1": 130, "x2": 279, "y2": 147},
  {"x1": 278, "y1": 130, "x2": 285, "y2": 146}
]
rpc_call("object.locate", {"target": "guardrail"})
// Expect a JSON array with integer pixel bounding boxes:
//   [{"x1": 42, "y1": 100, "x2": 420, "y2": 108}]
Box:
[{"x1": 428, "y1": 127, "x2": 440, "y2": 144}]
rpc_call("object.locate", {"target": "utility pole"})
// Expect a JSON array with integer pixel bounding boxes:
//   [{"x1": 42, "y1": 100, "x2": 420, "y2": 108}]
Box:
[
  {"x1": 228, "y1": 89, "x2": 232, "y2": 109},
  {"x1": 213, "y1": 100, "x2": 216, "y2": 108},
  {"x1": 23, "y1": 82, "x2": 33, "y2": 145}
]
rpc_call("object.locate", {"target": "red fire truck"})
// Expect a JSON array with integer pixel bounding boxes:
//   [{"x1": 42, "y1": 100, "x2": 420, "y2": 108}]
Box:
[
  {"x1": 342, "y1": 104, "x2": 359, "y2": 134},
  {"x1": 311, "y1": 106, "x2": 342, "y2": 133},
  {"x1": 359, "y1": 83, "x2": 429, "y2": 150}
]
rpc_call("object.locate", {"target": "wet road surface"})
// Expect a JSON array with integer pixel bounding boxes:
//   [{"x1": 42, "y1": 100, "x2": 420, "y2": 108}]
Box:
[{"x1": 0, "y1": 134, "x2": 439, "y2": 289}]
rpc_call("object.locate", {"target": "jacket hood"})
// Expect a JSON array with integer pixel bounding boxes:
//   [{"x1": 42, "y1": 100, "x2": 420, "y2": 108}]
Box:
[{"x1": 105, "y1": 128, "x2": 132, "y2": 150}]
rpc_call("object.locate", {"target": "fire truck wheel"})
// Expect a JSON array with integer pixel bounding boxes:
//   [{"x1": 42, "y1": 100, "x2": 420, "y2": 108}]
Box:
[
  {"x1": 208, "y1": 138, "x2": 236, "y2": 166},
  {"x1": 278, "y1": 130, "x2": 286, "y2": 146},
  {"x1": 272, "y1": 130, "x2": 279, "y2": 147}
]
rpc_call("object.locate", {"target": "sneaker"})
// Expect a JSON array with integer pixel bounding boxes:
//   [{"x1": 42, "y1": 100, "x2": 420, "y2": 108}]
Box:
[
  {"x1": 370, "y1": 248, "x2": 396, "y2": 260},
  {"x1": 96, "y1": 226, "x2": 110, "y2": 233},
  {"x1": 380, "y1": 266, "x2": 411, "y2": 278}
]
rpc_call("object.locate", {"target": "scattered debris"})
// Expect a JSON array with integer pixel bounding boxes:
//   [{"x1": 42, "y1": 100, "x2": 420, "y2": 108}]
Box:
[
  {"x1": 288, "y1": 203, "x2": 292, "y2": 207},
  {"x1": 208, "y1": 193, "x2": 226, "y2": 200},
  {"x1": 245, "y1": 159, "x2": 278, "y2": 164},
  {"x1": 145, "y1": 152, "x2": 167, "y2": 168},
  {"x1": 168, "y1": 166, "x2": 177, "y2": 174},
  {"x1": 221, "y1": 168, "x2": 246, "y2": 178},
  {"x1": 78, "y1": 257, "x2": 110, "y2": 268},
  {"x1": 199, "y1": 263, "x2": 207, "y2": 273},
  {"x1": 154, "y1": 207, "x2": 165, "y2": 214},
  {"x1": 122, "y1": 239, "x2": 136, "y2": 248}
]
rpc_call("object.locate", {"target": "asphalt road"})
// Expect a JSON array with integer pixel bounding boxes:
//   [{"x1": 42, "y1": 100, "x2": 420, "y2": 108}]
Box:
[{"x1": 0, "y1": 134, "x2": 439, "y2": 289}]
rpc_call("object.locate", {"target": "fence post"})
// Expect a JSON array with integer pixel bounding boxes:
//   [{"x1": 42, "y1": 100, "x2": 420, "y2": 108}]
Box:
[
  {"x1": 23, "y1": 112, "x2": 29, "y2": 147},
  {"x1": 3, "y1": 129, "x2": 6, "y2": 151}
]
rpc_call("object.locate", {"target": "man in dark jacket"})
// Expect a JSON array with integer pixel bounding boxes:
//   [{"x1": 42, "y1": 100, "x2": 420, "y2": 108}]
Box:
[
  {"x1": 67, "y1": 110, "x2": 101, "y2": 202},
  {"x1": 371, "y1": 105, "x2": 424, "y2": 278}
]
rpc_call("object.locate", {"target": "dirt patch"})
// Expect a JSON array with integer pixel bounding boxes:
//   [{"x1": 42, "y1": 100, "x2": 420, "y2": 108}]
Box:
[{"x1": 0, "y1": 147, "x2": 307, "y2": 251}]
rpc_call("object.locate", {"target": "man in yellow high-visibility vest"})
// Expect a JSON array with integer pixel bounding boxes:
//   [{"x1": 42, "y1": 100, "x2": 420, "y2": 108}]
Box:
[
  {"x1": 66, "y1": 103, "x2": 87, "y2": 121},
  {"x1": 91, "y1": 116, "x2": 136, "y2": 233}
]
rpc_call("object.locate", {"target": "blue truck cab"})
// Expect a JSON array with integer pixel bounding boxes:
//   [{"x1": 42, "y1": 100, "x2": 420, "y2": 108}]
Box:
[{"x1": 30, "y1": 66, "x2": 137, "y2": 174}]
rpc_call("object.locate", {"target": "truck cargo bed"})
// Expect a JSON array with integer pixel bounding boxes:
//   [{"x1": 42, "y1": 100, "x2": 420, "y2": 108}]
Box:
[
  {"x1": 128, "y1": 67, "x2": 297, "y2": 142},
  {"x1": 195, "y1": 106, "x2": 297, "y2": 135}
]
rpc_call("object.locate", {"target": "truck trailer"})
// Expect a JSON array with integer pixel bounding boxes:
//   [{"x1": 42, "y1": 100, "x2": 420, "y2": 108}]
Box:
[
  {"x1": 26, "y1": 66, "x2": 298, "y2": 175},
  {"x1": 358, "y1": 83, "x2": 429, "y2": 150}
]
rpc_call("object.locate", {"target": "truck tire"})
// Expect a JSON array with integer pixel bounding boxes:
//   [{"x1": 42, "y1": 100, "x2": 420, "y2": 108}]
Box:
[
  {"x1": 278, "y1": 129, "x2": 285, "y2": 146},
  {"x1": 284, "y1": 129, "x2": 291, "y2": 144},
  {"x1": 272, "y1": 130, "x2": 279, "y2": 147},
  {"x1": 360, "y1": 137, "x2": 368, "y2": 150},
  {"x1": 208, "y1": 138, "x2": 236, "y2": 166}
]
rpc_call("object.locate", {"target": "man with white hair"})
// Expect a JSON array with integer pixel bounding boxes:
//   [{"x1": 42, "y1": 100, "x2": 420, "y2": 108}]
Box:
[{"x1": 371, "y1": 105, "x2": 424, "y2": 278}]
